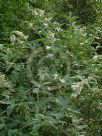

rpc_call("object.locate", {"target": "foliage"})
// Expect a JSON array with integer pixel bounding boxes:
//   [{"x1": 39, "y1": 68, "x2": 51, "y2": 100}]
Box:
[
  {"x1": 27, "y1": 0, "x2": 102, "y2": 25},
  {"x1": 0, "y1": 1, "x2": 102, "y2": 136},
  {"x1": 0, "y1": 0, "x2": 32, "y2": 44}
]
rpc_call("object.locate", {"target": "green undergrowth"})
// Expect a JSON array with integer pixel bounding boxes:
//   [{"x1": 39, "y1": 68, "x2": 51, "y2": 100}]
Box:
[{"x1": 0, "y1": 2, "x2": 102, "y2": 136}]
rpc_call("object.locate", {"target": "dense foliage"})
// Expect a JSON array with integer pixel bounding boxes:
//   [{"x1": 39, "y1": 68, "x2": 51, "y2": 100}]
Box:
[{"x1": 0, "y1": 0, "x2": 102, "y2": 136}]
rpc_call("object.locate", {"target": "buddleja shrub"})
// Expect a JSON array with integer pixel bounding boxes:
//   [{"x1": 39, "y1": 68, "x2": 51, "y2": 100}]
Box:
[{"x1": 0, "y1": 8, "x2": 102, "y2": 136}]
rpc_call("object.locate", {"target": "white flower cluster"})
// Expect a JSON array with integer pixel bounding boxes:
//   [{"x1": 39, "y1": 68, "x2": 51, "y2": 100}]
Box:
[
  {"x1": 43, "y1": 17, "x2": 52, "y2": 28},
  {"x1": 0, "y1": 73, "x2": 10, "y2": 88},
  {"x1": 32, "y1": 9, "x2": 45, "y2": 17},
  {"x1": 10, "y1": 34, "x2": 16, "y2": 43},
  {"x1": 71, "y1": 75, "x2": 97, "y2": 96},
  {"x1": 46, "y1": 46, "x2": 52, "y2": 50},
  {"x1": 92, "y1": 55, "x2": 102, "y2": 61},
  {"x1": 44, "y1": 17, "x2": 52, "y2": 23},
  {"x1": 13, "y1": 31, "x2": 28, "y2": 39},
  {"x1": 75, "y1": 26, "x2": 87, "y2": 37},
  {"x1": 47, "y1": 31, "x2": 56, "y2": 43},
  {"x1": 10, "y1": 31, "x2": 28, "y2": 45},
  {"x1": 71, "y1": 82, "x2": 83, "y2": 94}
]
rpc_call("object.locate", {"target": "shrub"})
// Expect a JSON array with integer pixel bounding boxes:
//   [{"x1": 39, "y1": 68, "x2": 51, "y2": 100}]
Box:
[{"x1": 0, "y1": 2, "x2": 102, "y2": 136}]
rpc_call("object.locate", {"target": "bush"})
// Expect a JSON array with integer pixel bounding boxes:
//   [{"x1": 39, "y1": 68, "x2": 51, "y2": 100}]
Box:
[{"x1": 0, "y1": 6, "x2": 102, "y2": 136}]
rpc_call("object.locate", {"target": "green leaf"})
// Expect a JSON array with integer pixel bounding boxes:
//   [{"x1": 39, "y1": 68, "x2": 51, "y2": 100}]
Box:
[
  {"x1": 7, "y1": 106, "x2": 14, "y2": 117},
  {"x1": 0, "y1": 123, "x2": 5, "y2": 129}
]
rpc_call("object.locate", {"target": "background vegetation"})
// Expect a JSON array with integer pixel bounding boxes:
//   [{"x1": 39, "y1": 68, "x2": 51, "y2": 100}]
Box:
[{"x1": 0, "y1": 0, "x2": 102, "y2": 136}]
